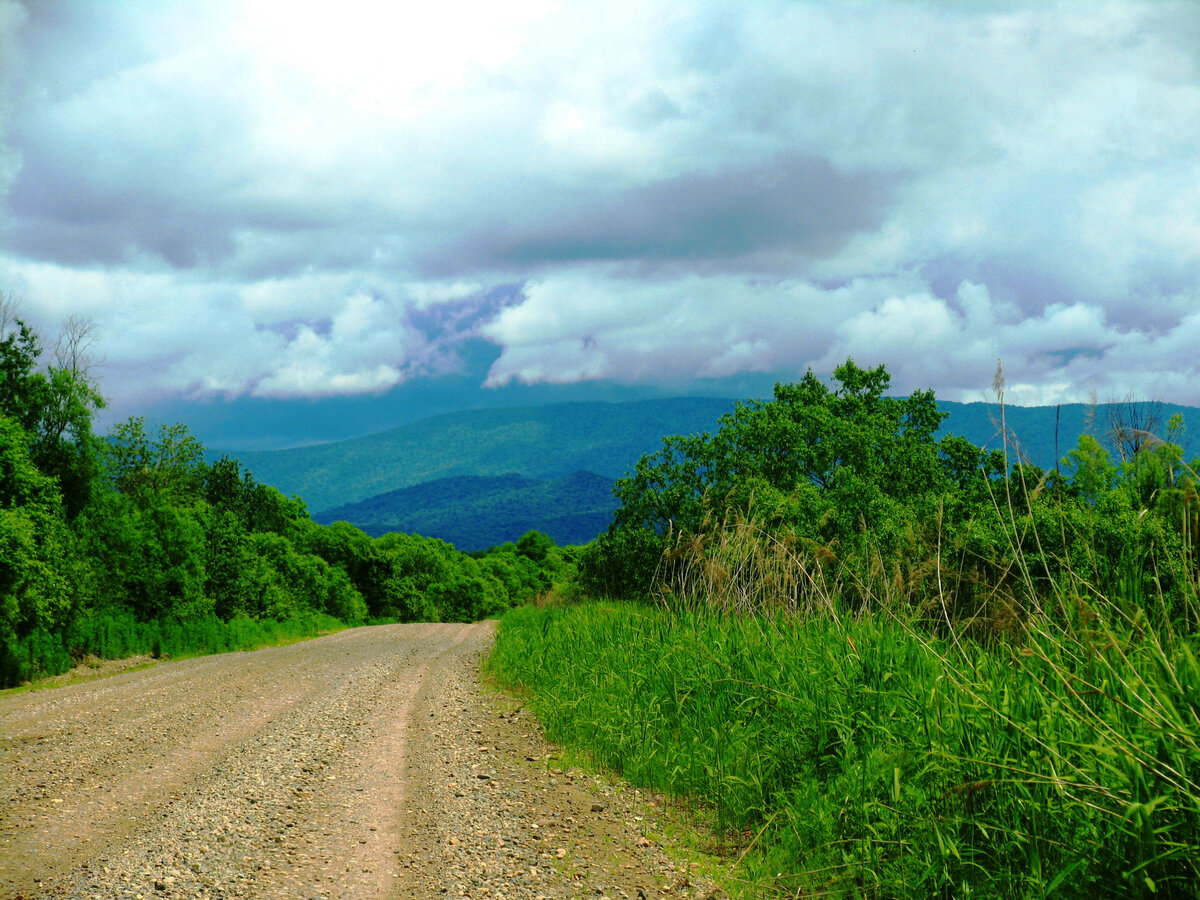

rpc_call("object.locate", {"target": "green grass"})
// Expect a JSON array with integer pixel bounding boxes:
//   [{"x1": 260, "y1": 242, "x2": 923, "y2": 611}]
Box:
[
  {"x1": 487, "y1": 600, "x2": 1200, "y2": 898},
  {"x1": 1, "y1": 610, "x2": 348, "y2": 688}
]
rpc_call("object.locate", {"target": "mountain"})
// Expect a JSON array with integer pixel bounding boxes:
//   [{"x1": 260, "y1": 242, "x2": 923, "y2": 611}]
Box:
[
  {"x1": 937, "y1": 400, "x2": 1196, "y2": 468},
  {"x1": 314, "y1": 470, "x2": 619, "y2": 551},
  {"x1": 234, "y1": 398, "x2": 736, "y2": 514},
  {"x1": 231, "y1": 396, "x2": 1198, "y2": 549}
]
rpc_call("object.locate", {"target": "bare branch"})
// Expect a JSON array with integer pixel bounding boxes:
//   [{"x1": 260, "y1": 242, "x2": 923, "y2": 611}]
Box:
[
  {"x1": 54, "y1": 314, "x2": 104, "y2": 378},
  {"x1": 1107, "y1": 389, "x2": 1163, "y2": 462},
  {"x1": 0, "y1": 289, "x2": 21, "y2": 339}
]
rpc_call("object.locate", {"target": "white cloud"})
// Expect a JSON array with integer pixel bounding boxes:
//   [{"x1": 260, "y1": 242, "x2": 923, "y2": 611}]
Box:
[
  {"x1": 481, "y1": 270, "x2": 1200, "y2": 408},
  {"x1": 0, "y1": 258, "x2": 460, "y2": 405},
  {"x1": 481, "y1": 268, "x2": 927, "y2": 386},
  {"x1": 2, "y1": 0, "x2": 1200, "y2": 413}
]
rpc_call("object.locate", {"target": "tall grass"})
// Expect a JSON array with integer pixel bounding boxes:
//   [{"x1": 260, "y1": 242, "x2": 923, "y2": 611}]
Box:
[
  {"x1": 490, "y1": 458, "x2": 1200, "y2": 898},
  {"x1": 490, "y1": 595, "x2": 1199, "y2": 897},
  {"x1": 1, "y1": 610, "x2": 347, "y2": 686},
  {"x1": 493, "y1": 383, "x2": 1199, "y2": 894}
]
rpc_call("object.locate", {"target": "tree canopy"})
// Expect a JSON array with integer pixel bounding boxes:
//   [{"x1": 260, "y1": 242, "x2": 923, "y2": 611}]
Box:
[{"x1": 1, "y1": 314, "x2": 571, "y2": 685}]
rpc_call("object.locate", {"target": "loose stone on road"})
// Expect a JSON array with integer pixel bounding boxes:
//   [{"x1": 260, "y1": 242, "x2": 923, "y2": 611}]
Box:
[{"x1": 1, "y1": 622, "x2": 723, "y2": 899}]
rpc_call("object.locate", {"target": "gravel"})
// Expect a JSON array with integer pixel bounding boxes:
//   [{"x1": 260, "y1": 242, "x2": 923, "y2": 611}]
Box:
[{"x1": 1, "y1": 623, "x2": 726, "y2": 900}]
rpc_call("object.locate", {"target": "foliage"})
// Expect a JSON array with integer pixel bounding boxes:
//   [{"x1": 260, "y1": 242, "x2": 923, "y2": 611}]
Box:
[
  {"x1": 101, "y1": 417, "x2": 206, "y2": 504},
  {"x1": 587, "y1": 361, "x2": 962, "y2": 606},
  {"x1": 577, "y1": 526, "x2": 666, "y2": 601},
  {"x1": 0, "y1": 416, "x2": 77, "y2": 641},
  {"x1": 610, "y1": 361, "x2": 945, "y2": 536},
  {"x1": 0, "y1": 316, "x2": 571, "y2": 686},
  {"x1": 489, "y1": 597, "x2": 1200, "y2": 898},
  {"x1": 498, "y1": 359, "x2": 1200, "y2": 897},
  {"x1": 0, "y1": 317, "x2": 105, "y2": 517},
  {"x1": 590, "y1": 360, "x2": 1200, "y2": 632},
  {"x1": 1, "y1": 610, "x2": 347, "y2": 686}
]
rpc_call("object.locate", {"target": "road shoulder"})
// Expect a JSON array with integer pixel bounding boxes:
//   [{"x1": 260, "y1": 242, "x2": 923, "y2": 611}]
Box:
[{"x1": 398, "y1": 623, "x2": 731, "y2": 899}]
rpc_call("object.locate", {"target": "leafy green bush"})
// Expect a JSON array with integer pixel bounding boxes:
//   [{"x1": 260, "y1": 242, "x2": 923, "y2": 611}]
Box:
[{"x1": 0, "y1": 415, "x2": 78, "y2": 645}]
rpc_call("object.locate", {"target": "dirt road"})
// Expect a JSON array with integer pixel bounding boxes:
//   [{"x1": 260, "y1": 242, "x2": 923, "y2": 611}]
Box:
[{"x1": 0, "y1": 623, "x2": 723, "y2": 900}]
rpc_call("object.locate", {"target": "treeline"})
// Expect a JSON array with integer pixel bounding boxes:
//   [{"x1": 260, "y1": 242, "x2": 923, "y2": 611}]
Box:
[
  {"x1": 1, "y1": 314, "x2": 567, "y2": 685},
  {"x1": 578, "y1": 360, "x2": 1198, "y2": 626},
  {"x1": 491, "y1": 360, "x2": 1200, "y2": 897}
]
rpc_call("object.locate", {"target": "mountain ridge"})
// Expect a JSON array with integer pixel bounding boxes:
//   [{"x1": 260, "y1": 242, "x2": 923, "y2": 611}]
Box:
[
  {"x1": 232, "y1": 397, "x2": 1199, "y2": 542},
  {"x1": 235, "y1": 397, "x2": 737, "y2": 513},
  {"x1": 314, "y1": 470, "x2": 618, "y2": 551}
]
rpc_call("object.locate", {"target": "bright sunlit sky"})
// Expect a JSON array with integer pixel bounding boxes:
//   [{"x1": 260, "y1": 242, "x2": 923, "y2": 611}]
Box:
[{"x1": 2, "y1": 0, "x2": 1199, "y2": 447}]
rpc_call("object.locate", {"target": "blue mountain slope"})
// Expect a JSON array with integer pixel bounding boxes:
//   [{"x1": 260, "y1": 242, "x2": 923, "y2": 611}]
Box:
[
  {"x1": 235, "y1": 398, "x2": 736, "y2": 514},
  {"x1": 314, "y1": 470, "x2": 619, "y2": 551},
  {"x1": 233, "y1": 396, "x2": 1197, "y2": 549}
]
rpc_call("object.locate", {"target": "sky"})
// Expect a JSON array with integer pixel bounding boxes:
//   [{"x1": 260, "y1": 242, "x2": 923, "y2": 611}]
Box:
[{"x1": 1, "y1": 0, "x2": 1198, "y2": 449}]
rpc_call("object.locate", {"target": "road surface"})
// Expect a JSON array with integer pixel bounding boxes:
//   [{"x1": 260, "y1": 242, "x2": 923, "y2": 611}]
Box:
[{"x1": 1, "y1": 623, "x2": 723, "y2": 899}]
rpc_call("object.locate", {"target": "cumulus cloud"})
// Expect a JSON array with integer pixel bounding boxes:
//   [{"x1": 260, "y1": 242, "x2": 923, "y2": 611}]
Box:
[
  {"x1": 484, "y1": 271, "x2": 1200, "y2": 407},
  {"x1": 481, "y1": 269, "x2": 926, "y2": 386},
  {"x1": 1, "y1": 0, "x2": 1199, "y2": 414},
  {"x1": 0, "y1": 258, "x2": 481, "y2": 407}
]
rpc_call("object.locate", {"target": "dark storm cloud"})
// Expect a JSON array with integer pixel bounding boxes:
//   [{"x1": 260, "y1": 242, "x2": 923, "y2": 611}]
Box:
[{"x1": 431, "y1": 154, "x2": 898, "y2": 274}]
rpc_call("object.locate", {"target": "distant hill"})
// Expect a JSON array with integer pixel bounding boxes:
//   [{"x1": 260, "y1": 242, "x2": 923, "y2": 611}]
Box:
[
  {"x1": 235, "y1": 398, "x2": 735, "y2": 514},
  {"x1": 232, "y1": 396, "x2": 1198, "y2": 548},
  {"x1": 314, "y1": 470, "x2": 619, "y2": 551},
  {"x1": 937, "y1": 401, "x2": 1197, "y2": 469}
]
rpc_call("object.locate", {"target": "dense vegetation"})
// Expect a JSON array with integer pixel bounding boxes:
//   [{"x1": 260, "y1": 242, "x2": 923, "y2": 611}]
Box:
[
  {"x1": 489, "y1": 360, "x2": 1200, "y2": 897},
  {"x1": 238, "y1": 393, "x2": 1194, "y2": 554},
  {"x1": 1, "y1": 314, "x2": 568, "y2": 686}
]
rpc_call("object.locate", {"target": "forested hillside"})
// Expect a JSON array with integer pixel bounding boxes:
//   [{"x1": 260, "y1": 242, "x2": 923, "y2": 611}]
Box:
[
  {"x1": 316, "y1": 470, "x2": 617, "y2": 550},
  {"x1": 0, "y1": 316, "x2": 568, "y2": 686},
  {"x1": 234, "y1": 398, "x2": 736, "y2": 513},
  {"x1": 234, "y1": 396, "x2": 1196, "y2": 552}
]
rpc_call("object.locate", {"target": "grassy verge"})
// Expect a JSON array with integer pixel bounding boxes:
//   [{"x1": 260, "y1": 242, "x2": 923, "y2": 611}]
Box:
[
  {"x1": 1, "y1": 610, "x2": 348, "y2": 690},
  {"x1": 487, "y1": 600, "x2": 1200, "y2": 898}
]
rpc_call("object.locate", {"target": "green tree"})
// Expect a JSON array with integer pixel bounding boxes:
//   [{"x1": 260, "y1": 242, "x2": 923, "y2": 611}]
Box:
[
  {"x1": 614, "y1": 360, "x2": 946, "y2": 538},
  {"x1": 0, "y1": 317, "x2": 104, "y2": 518},
  {"x1": 1062, "y1": 434, "x2": 1118, "y2": 505},
  {"x1": 102, "y1": 418, "x2": 205, "y2": 505},
  {"x1": 516, "y1": 529, "x2": 555, "y2": 564},
  {"x1": 0, "y1": 415, "x2": 76, "y2": 641},
  {"x1": 76, "y1": 490, "x2": 210, "y2": 621},
  {"x1": 202, "y1": 456, "x2": 307, "y2": 533},
  {"x1": 598, "y1": 360, "x2": 951, "y2": 600}
]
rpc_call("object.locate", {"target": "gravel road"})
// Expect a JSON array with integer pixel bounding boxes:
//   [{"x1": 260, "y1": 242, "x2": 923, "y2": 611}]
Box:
[{"x1": 1, "y1": 623, "x2": 725, "y2": 900}]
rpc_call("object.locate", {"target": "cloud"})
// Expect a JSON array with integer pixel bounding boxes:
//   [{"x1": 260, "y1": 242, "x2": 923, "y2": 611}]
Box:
[
  {"x1": 480, "y1": 268, "x2": 927, "y2": 386},
  {"x1": 2, "y1": 1, "x2": 1200, "y2": 414},
  {"x1": 428, "y1": 153, "x2": 899, "y2": 274},
  {"x1": 483, "y1": 271, "x2": 1200, "y2": 407},
  {"x1": 251, "y1": 293, "x2": 414, "y2": 398},
  {"x1": 0, "y1": 257, "x2": 491, "y2": 406}
]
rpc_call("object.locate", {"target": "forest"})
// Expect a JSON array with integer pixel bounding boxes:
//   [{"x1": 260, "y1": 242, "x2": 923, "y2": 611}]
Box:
[{"x1": 0, "y1": 313, "x2": 567, "y2": 685}]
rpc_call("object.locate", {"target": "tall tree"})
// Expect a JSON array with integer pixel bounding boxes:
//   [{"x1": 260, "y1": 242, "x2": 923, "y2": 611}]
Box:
[
  {"x1": 0, "y1": 416, "x2": 75, "y2": 640},
  {"x1": 0, "y1": 309, "x2": 105, "y2": 518}
]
